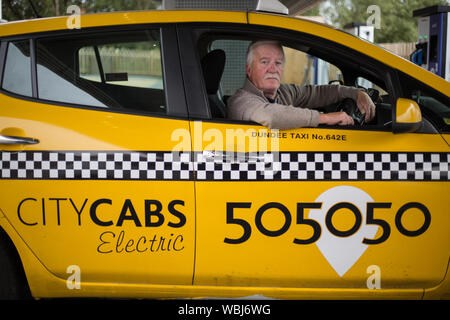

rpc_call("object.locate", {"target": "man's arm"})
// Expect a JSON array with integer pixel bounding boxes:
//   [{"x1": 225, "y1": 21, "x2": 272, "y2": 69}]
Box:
[
  {"x1": 318, "y1": 112, "x2": 354, "y2": 126},
  {"x1": 286, "y1": 84, "x2": 360, "y2": 109},
  {"x1": 227, "y1": 89, "x2": 320, "y2": 129},
  {"x1": 288, "y1": 84, "x2": 375, "y2": 122},
  {"x1": 227, "y1": 85, "x2": 359, "y2": 129}
]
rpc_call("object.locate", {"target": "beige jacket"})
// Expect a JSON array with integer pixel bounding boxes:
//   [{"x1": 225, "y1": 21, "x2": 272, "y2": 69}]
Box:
[{"x1": 227, "y1": 78, "x2": 360, "y2": 129}]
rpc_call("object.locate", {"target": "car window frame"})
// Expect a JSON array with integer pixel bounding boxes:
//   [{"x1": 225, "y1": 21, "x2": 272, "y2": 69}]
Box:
[
  {"x1": 76, "y1": 44, "x2": 105, "y2": 84},
  {"x1": 0, "y1": 41, "x2": 7, "y2": 89},
  {"x1": 178, "y1": 22, "x2": 401, "y2": 132},
  {"x1": 0, "y1": 24, "x2": 189, "y2": 120}
]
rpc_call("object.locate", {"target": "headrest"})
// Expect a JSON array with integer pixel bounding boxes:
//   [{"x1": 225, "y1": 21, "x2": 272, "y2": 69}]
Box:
[{"x1": 201, "y1": 49, "x2": 226, "y2": 94}]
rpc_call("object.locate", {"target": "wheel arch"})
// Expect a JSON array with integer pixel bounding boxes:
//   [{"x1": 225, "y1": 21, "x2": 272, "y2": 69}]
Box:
[{"x1": 0, "y1": 223, "x2": 32, "y2": 299}]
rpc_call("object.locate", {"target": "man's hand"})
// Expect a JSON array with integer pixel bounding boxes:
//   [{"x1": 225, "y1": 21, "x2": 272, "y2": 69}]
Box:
[
  {"x1": 318, "y1": 112, "x2": 354, "y2": 126},
  {"x1": 357, "y1": 90, "x2": 376, "y2": 122}
]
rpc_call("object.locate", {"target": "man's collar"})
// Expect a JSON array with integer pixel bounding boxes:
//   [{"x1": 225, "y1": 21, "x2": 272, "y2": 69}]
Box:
[
  {"x1": 243, "y1": 78, "x2": 265, "y2": 97},
  {"x1": 243, "y1": 78, "x2": 279, "y2": 102}
]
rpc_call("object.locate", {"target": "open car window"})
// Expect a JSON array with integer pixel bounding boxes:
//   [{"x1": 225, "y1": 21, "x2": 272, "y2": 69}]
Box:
[
  {"x1": 282, "y1": 46, "x2": 343, "y2": 86},
  {"x1": 209, "y1": 39, "x2": 344, "y2": 98},
  {"x1": 202, "y1": 34, "x2": 394, "y2": 131}
]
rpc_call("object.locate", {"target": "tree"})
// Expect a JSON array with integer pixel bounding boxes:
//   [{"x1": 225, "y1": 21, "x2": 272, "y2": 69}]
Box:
[
  {"x1": 320, "y1": 0, "x2": 450, "y2": 43},
  {"x1": 1, "y1": 0, "x2": 161, "y2": 21}
]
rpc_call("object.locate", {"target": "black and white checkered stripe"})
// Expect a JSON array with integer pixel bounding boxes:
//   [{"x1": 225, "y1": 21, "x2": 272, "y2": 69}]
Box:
[
  {"x1": 0, "y1": 151, "x2": 193, "y2": 181},
  {"x1": 0, "y1": 151, "x2": 449, "y2": 181}
]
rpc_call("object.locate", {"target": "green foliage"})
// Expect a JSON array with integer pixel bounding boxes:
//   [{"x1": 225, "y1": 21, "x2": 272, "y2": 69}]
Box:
[
  {"x1": 300, "y1": 3, "x2": 321, "y2": 16},
  {"x1": 322, "y1": 0, "x2": 450, "y2": 43},
  {"x1": 1, "y1": 0, "x2": 161, "y2": 21}
]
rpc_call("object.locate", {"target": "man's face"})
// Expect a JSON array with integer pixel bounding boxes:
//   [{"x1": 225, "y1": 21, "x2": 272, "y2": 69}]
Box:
[{"x1": 246, "y1": 43, "x2": 284, "y2": 97}]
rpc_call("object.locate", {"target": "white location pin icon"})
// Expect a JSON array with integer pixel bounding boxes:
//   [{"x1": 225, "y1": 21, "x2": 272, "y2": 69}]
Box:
[{"x1": 308, "y1": 186, "x2": 378, "y2": 277}]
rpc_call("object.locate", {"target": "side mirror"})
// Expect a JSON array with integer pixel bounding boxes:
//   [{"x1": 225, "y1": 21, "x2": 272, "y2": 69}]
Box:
[{"x1": 393, "y1": 98, "x2": 423, "y2": 133}]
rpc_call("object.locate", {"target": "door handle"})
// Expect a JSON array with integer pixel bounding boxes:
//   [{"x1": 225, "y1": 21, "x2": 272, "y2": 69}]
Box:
[
  {"x1": 0, "y1": 135, "x2": 40, "y2": 145},
  {"x1": 201, "y1": 151, "x2": 266, "y2": 163}
]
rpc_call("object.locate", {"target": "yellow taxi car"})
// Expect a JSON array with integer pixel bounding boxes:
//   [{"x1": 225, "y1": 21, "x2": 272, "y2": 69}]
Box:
[{"x1": 0, "y1": 4, "x2": 449, "y2": 300}]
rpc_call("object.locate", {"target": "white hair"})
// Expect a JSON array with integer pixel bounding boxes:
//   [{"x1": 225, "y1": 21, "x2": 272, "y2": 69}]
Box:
[{"x1": 246, "y1": 40, "x2": 285, "y2": 67}]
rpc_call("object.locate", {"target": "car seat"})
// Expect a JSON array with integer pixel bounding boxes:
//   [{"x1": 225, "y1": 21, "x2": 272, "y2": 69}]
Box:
[{"x1": 200, "y1": 49, "x2": 227, "y2": 118}]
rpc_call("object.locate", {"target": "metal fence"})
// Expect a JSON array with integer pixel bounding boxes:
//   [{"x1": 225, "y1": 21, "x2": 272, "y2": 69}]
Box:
[
  {"x1": 79, "y1": 47, "x2": 162, "y2": 77},
  {"x1": 378, "y1": 42, "x2": 416, "y2": 60}
]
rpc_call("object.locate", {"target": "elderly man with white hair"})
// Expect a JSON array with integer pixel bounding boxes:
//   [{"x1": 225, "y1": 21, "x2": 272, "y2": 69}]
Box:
[{"x1": 227, "y1": 40, "x2": 376, "y2": 129}]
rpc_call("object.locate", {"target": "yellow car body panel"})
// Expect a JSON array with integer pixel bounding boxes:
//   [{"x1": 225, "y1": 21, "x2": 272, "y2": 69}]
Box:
[
  {"x1": 442, "y1": 133, "x2": 450, "y2": 146},
  {"x1": 0, "y1": 10, "x2": 247, "y2": 37},
  {"x1": 191, "y1": 121, "x2": 449, "y2": 290},
  {"x1": 0, "y1": 95, "x2": 195, "y2": 287},
  {"x1": 0, "y1": 10, "x2": 449, "y2": 299}
]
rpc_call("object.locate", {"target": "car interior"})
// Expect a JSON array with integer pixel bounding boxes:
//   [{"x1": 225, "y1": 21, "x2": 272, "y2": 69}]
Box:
[{"x1": 198, "y1": 33, "x2": 396, "y2": 131}]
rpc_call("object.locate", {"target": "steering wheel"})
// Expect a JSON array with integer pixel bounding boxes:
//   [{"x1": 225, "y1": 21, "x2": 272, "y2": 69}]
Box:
[
  {"x1": 336, "y1": 98, "x2": 365, "y2": 126},
  {"x1": 323, "y1": 87, "x2": 380, "y2": 126}
]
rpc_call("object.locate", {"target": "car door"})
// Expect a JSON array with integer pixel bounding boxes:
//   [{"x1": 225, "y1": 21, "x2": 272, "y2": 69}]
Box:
[
  {"x1": 0, "y1": 26, "x2": 195, "y2": 287},
  {"x1": 178, "y1": 21, "x2": 449, "y2": 294}
]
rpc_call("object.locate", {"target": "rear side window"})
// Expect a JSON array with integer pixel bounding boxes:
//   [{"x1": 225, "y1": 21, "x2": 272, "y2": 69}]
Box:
[
  {"x1": 36, "y1": 29, "x2": 166, "y2": 114},
  {"x1": 79, "y1": 40, "x2": 163, "y2": 90},
  {"x1": 2, "y1": 40, "x2": 32, "y2": 97}
]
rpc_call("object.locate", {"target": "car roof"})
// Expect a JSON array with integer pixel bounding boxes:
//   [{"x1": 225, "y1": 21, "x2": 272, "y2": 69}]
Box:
[
  {"x1": 1, "y1": 9, "x2": 449, "y2": 96},
  {"x1": 0, "y1": 10, "x2": 247, "y2": 36}
]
